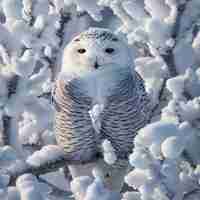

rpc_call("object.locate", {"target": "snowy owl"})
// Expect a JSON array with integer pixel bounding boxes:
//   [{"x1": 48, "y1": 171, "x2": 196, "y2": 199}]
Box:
[{"x1": 52, "y1": 27, "x2": 152, "y2": 195}]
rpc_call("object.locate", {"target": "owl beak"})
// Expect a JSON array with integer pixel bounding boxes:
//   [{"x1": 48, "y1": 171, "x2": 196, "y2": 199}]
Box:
[{"x1": 94, "y1": 61, "x2": 99, "y2": 69}]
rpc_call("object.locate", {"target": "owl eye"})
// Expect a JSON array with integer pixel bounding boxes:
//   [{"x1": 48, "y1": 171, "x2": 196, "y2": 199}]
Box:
[
  {"x1": 105, "y1": 48, "x2": 115, "y2": 54},
  {"x1": 78, "y1": 48, "x2": 86, "y2": 54}
]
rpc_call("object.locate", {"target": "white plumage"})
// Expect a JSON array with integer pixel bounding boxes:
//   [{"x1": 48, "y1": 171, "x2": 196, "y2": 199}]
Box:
[{"x1": 52, "y1": 27, "x2": 152, "y2": 197}]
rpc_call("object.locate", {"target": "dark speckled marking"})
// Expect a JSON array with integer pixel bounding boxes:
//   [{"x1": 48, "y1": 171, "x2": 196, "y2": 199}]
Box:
[{"x1": 74, "y1": 28, "x2": 119, "y2": 42}]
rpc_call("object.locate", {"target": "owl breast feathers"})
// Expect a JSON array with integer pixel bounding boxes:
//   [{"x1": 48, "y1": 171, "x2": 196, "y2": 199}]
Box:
[{"x1": 53, "y1": 69, "x2": 152, "y2": 163}]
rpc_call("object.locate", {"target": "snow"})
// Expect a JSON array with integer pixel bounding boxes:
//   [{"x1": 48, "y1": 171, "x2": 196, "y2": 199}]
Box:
[
  {"x1": 173, "y1": 41, "x2": 197, "y2": 74},
  {"x1": 27, "y1": 145, "x2": 64, "y2": 167},
  {"x1": 2, "y1": 0, "x2": 22, "y2": 19},
  {"x1": 41, "y1": 169, "x2": 70, "y2": 192},
  {"x1": 71, "y1": 176, "x2": 93, "y2": 200},
  {"x1": 125, "y1": 169, "x2": 148, "y2": 189},
  {"x1": 0, "y1": 146, "x2": 18, "y2": 171},
  {"x1": 135, "y1": 56, "x2": 168, "y2": 104},
  {"x1": 0, "y1": 0, "x2": 200, "y2": 199},
  {"x1": 65, "y1": 0, "x2": 103, "y2": 21},
  {"x1": 167, "y1": 75, "x2": 185, "y2": 99},
  {"x1": 101, "y1": 139, "x2": 117, "y2": 165},
  {"x1": 0, "y1": 174, "x2": 10, "y2": 188},
  {"x1": 122, "y1": 192, "x2": 140, "y2": 200},
  {"x1": 34, "y1": 15, "x2": 46, "y2": 31},
  {"x1": 71, "y1": 174, "x2": 121, "y2": 200},
  {"x1": 89, "y1": 104, "x2": 104, "y2": 134},
  {"x1": 53, "y1": 0, "x2": 65, "y2": 13},
  {"x1": 122, "y1": 1, "x2": 148, "y2": 21},
  {"x1": 161, "y1": 136, "x2": 185, "y2": 159},
  {"x1": 16, "y1": 174, "x2": 45, "y2": 200},
  {"x1": 144, "y1": 0, "x2": 170, "y2": 20},
  {"x1": 145, "y1": 18, "x2": 171, "y2": 49},
  {"x1": 14, "y1": 49, "x2": 36, "y2": 77},
  {"x1": 84, "y1": 178, "x2": 120, "y2": 200},
  {"x1": 135, "y1": 121, "x2": 178, "y2": 147}
]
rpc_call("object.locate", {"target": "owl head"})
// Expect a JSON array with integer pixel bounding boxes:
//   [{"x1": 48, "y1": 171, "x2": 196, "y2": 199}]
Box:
[{"x1": 61, "y1": 27, "x2": 134, "y2": 76}]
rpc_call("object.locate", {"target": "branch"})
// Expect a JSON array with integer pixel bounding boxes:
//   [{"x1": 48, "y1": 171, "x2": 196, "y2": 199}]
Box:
[
  {"x1": 164, "y1": 1, "x2": 195, "y2": 101},
  {"x1": 183, "y1": 188, "x2": 200, "y2": 200},
  {"x1": 1, "y1": 74, "x2": 19, "y2": 146},
  {"x1": 57, "y1": 11, "x2": 71, "y2": 47},
  {"x1": 150, "y1": 78, "x2": 168, "y2": 120},
  {"x1": 151, "y1": 1, "x2": 191, "y2": 118},
  {"x1": 6, "y1": 152, "x2": 102, "y2": 186},
  {"x1": 43, "y1": 11, "x2": 71, "y2": 82},
  {"x1": 162, "y1": 2, "x2": 189, "y2": 78},
  {"x1": 45, "y1": 10, "x2": 88, "y2": 81},
  {"x1": 5, "y1": 143, "x2": 130, "y2": 186},
  {"x1": 7, "y1": 74, "x2": 19, "y2": 98}
]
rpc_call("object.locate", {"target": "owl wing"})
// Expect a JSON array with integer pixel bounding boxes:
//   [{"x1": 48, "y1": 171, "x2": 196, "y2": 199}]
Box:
[
  {"x1": 52, "y1": 76, "x2": 99, "y2": 162},
  {"x1": 100, "y1": 71, "x2": 151, "y2": 159}
]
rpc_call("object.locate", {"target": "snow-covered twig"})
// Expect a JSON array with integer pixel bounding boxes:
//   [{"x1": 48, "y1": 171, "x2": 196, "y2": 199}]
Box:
[
  {"x1": 45, "y1": 11, "x2": 71, "y2": 81},
  {"x1": 1, "y1": 74, "x2": 19, "y2": 146},
  {"x1": 162, "y1": 2, "x2": 188, "y2": 77},
  {"x1": 151, "y1": 1, "x2": 192, "y2": 118},
  {"x1": 150, "y1": 78, "x2": 167, "y2": 120}
]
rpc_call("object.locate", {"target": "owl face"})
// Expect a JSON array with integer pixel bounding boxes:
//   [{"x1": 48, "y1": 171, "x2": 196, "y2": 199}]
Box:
[{"x1": 61, "y1": 28, "x2": 133, "y2": 76}]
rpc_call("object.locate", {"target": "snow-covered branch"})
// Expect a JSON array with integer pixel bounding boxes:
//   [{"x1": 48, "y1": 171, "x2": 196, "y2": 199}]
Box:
[{"x1": 4, "y1": 145, "x2": 102, "y2": 186}]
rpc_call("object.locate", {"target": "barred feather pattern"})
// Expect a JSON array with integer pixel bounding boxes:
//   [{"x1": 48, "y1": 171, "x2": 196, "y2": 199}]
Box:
[
  {"x1": 53, "y1": 78, "x2": 98, "y2": 162},
  {"x1": 100, "y1": 72, "x2": 151, "y2": 159},
  {"x1": 53, "y1": 70, "x2": 151, "y2": 162}
]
